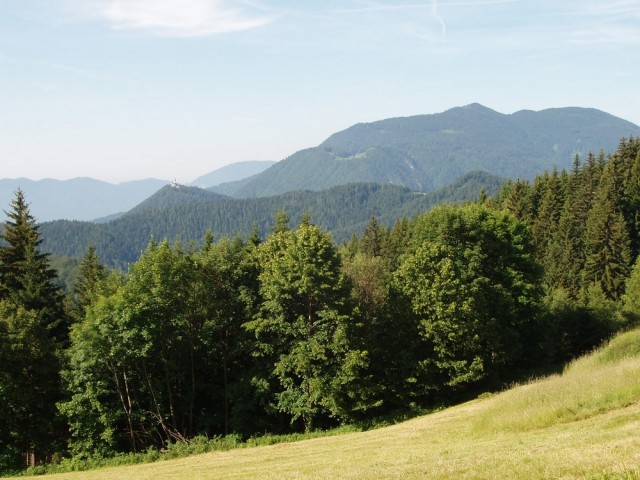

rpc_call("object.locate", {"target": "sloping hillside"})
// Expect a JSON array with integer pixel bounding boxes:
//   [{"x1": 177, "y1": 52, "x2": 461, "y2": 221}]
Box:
[
  {"x1": 40, "y1": 172, "x2": 504, "y2": 268},
  {"x1": 230, "y1": 104, "x2": 640, "y2": 197},
  {"x1": 14, "y1": 329, "x2": 640, "y2": 479}
]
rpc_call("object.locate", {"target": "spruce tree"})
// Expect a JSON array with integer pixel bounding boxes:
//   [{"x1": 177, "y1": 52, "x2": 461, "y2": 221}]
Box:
[
  {"x1": 502, "y1": 179, "x2": 532, "y2": 221},
  {"x1": 617, "y1": 138, "x2": 640, "y2": 257},
  {"x1": 72, "y1": 245, "x2": 108, "y2": 319},
  {"x1": 545, "y1": 157, "x2": 596, "y2": 297},
  {"x1": 531, "y1": 169, "x2": 565, "y2": 262},
  {"x1": 0, "y1": 190, "x2": 67, "y2": 469},
  {"x1": 583, "y1": 163, "x2": 633, "y2": 300},
  {"x1": 360, "y1": 216, "x2": 384, "y2": 257}
]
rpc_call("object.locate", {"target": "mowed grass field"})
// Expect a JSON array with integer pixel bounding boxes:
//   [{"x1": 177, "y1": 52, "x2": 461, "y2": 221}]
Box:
[{"x1": 10, "y1": 329, "x2": 640, "y2": 480}]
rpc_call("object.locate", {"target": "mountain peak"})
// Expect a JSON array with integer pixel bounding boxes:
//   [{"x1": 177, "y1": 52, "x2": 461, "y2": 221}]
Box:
[
  {"x1": 230, "y1": 105, "x2": 640, "y2": 198},
  {"x1": 449, "y1": 103, "x2": 500, "y2": 115}
]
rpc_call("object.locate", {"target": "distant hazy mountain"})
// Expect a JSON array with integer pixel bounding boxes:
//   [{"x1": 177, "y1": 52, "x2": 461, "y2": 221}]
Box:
[
  {"x1": 229, "y1": 104, "x2": 640, "y2": 198},
  {"x1": 6, "y1": 104, "x2": 639, "y2": 222},
  {"x1": 0, "y1": 178, "x2": 167, "y2": 222},
  {"x1": 190, "y1": 161, "x2": 276, "y2": 188},
  {"x1": 0, "y1": 160, "x2": 277, "y2": 222}
]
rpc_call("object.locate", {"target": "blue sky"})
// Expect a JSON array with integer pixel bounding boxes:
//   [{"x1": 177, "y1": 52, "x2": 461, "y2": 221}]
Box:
[{"x1": 1, "y1": 0, "x2": 639, "y2": 183}]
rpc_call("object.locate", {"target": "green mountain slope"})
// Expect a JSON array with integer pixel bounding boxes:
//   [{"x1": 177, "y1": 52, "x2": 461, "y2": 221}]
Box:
[
  {"x1": 40, "y1": 172, "x2": 504, "y2": 268},
  {"x1": 231, "y1": 104, "x2": 640, "y2": 198}
]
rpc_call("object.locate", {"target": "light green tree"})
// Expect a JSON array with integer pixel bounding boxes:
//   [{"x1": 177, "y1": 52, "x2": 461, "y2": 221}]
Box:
[{"x1": 246, "y1": 221, "x2": 356, "y2": 431}]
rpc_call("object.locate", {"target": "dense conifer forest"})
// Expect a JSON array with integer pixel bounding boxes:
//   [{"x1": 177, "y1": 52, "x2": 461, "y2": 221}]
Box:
[
  {"x1": 1, "y1": 137, "x2": 639, "y2": 474},
  {"x1": 39, "y1": 171, "x2": 505, "y2": 270}
]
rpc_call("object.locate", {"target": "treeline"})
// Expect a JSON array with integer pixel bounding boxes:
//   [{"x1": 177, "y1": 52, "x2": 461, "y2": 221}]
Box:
[
  {"x1": 1, "y1": 139, "x2": 640, "y2": 473},
  {"x1": 40, "y1": 171, "x2": 505, "y2": 270},
  {"x1": 496, "y1": 137, "x2": 640, "y2": 343}
]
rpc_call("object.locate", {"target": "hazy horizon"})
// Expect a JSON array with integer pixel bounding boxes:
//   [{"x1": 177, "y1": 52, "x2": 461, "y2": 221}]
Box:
[{"x1": 2, "y1": 1, "x2": 639, "y2": 183}]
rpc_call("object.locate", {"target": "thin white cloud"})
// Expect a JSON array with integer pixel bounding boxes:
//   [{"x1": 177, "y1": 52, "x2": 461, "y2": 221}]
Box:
[
  {"x1": 80, "y1": 0, "x2": 275, "y2": 37},
  {"x1": 431, "y1": 0, "x2": 446, "y2": 37},
  {"x1": 329, "y1": 0, "x2": 512, "y2": 15}
]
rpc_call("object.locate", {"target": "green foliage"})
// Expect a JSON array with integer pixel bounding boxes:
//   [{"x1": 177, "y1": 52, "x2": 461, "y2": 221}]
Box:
[
  {"x1": 6, "y1": 138, "x2": 640, "y2": 473},
  {"x1": 0, "y1": 301, "x2": 61, "y2": 471},
  {"x1": 0, "y1": 190, "x2": 68, "y2": 469},
  {"x1": 544, "y1": 288, "x2": 617, "y2": 361},
  {"x1": 71, "y1": 245, "x2": 108, "y2": 318},
  {"x1": 246, "y1": 221, "x2": 358, "y2": 431},
  {"x1": 622, "y1": 256, "x2": 640, "y2": 320},
  {"x1": 497, "y1": 138, "x2": 640, "y2": 304},
  {"x1": 395, "y1": 204, "x2": 544, "y2": 392},
  {"x1": 59, "y1": 235, "x2": 262, "y2": 458},
  {"x1": 40, "y1": 175, "x2": 505, "y2": 269},
  {"x1": 232, "y1": 104, "x2": 639, "y2": 198},
  {"x1": 583, "y1": 160, "x2": 633, "y2": 300}
]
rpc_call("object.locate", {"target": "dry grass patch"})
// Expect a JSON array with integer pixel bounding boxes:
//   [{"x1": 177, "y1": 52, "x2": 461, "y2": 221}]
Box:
[{"x1": 9, "y1": 400, "x2": 640, "y2": 480}]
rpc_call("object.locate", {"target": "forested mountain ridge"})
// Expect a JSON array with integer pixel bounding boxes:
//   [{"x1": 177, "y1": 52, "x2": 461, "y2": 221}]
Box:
[
  {"x1": 3, "y1": 138, "x2": 640, "y2": 473},
  {"x1": 126, "y1": 183, "x2": 228, "y2": 214},
  {"x1": 3, "y1": 105, "x2": 637, "y2": 220},
  {"x1": 227, "y1": 104, "x2": 640, "y2": 197},
  {"x1": 40, "y1": 171, "x2": 505, "y2": 269}
]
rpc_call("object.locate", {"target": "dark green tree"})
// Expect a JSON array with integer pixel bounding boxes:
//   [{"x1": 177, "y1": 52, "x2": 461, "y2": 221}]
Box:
[
  {"x1": 0, "y1": 190, "x2": 68, "y2": 469},
  {"x1": 583, "y1": 161, "x2": 632, "y2": 300},
  {"x1": 0, "y1": 302, "x2": 61, "y2": 471},
  {"x1": 502, "y1": 179, "x2": 532, "y2": 221},
  {"x1": 544, "y1": 156, "x2": 597, "y2": 297},
  {"x1": 622, "y1": 256, "x2": 640, "y2": 321},
  {"x1": 531, "y1": 169, "x2": 565, "y2": 262},
  {"x1": 617, "y1": 138, "x2": 640, "y2": 257},
  {"x1": 360, "y1": 216, "x2": 385, "y2": 258},
  {"x1": 340, "y1": 252, "x2": 417, "y2": 416},
  {"x1": 72, "y1": 245, "x2": 108, "y2": 319},
  {"x1": 192, "y1": 236, "x2": 260, "y2": 435},
  {"x1": 396, "y1": 204, "x2": 544, "y2": 395}
]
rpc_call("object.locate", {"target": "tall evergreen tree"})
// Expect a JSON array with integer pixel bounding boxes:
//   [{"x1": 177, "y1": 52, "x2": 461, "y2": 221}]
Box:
[
  {"x1": 0, "y1": 190, "x2": 68, "y2": 469},
  {"x1": 545, "y1": 157, "x2": 596, "y2": 297},
  {"x1": 502, "y1": 179, "x2": 532, "y2": 221},
  {"x1": 531, "y1": 169, "x2": 565, "y2": 262},
  {"x1": 72, "y1": 245, "x2": 108, "y2": 319},
  {"x1": 616, "y1": 138, "x2": 640, "y2": 257},
  {"x1": 583, "y1": 162, "x2": 633, "y2": 300},
  {"x1": 622, "y1": 255, "x2": 640, "y2": 318},
  {"x1": 360, "y1": 216, "x2": 384, "y2": 258}
]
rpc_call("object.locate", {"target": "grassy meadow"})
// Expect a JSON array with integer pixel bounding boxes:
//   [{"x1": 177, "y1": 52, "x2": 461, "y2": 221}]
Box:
[{"x1": 8, "y1": 329, "x2": 640, "y2": 480}]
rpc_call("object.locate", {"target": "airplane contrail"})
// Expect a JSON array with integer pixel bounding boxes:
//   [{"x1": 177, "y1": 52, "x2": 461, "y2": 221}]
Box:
[{"x1": 432, "y1": 0, "x2": 446, "y2": 37}]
